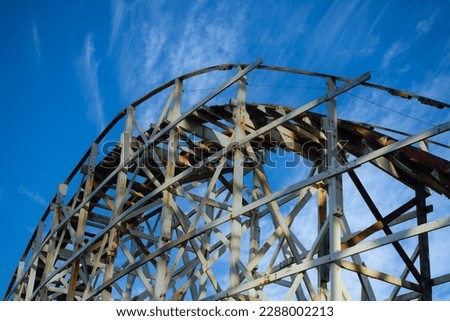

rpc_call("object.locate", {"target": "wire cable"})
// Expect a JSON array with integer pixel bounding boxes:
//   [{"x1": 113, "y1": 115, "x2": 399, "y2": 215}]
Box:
[{"x1": 345, "y1": 92, "x2": 436, "y2": 127}]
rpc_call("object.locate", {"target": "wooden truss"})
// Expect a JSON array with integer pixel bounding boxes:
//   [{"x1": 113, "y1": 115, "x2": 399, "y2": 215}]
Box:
[{"x1": 5, "y1": 59, "x2": 450, "y2": 301}]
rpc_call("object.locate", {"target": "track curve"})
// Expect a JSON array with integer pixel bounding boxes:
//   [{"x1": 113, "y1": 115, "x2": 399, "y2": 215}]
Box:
[{"x1": 5, "y1": 61, "x2": 450, "y2": 301}]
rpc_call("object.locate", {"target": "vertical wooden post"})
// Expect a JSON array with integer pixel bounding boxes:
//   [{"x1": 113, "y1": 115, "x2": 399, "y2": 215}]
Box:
[
  {"x1": 325, "y1": 77, "x2": 344, "y2": 301},
  {"x1": 67, "y1": 144, "x2": 97, "y2": 300},
  {"x1": 317, "y1": 181, "x2": 329, "y2": 300},
  {"x1": 229, "y1": 72, "x2": 246, "y2": 289},
  {"x1": 40, "y1": 184, "x2": 67, "y2": 300},
  {"x1": 154, "y1": 78, "x2": 182, "y2": 300},
  {"x1": 102, "y1": 107, "x2": 134, "y2": 300},
  {"x1": 25, "y1": 221, "x2": 44, "y2": 300},
  {"x1": 416, "y1": 184, "x2": 432, "y2": 300}
]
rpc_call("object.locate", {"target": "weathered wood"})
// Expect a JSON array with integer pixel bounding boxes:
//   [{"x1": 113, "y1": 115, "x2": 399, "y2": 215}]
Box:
[
  {"x1": 416, "y1": 184, "x2": 432, "y2": 300},
  {"x1": 5, "y1": 63, "x2": 450, "y2": 302},
  {"x1": 339, "y1": 260, "x2": 420, "y2": 291}
]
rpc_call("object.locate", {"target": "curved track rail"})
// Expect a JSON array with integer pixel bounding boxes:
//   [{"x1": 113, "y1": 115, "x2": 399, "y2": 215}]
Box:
[{"x1": 5, "y1": 60, "x2": 450, "y2": 301}]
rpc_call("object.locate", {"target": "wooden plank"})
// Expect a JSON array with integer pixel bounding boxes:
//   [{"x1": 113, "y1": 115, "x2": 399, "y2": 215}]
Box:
[
  {"x1": 339, "y1": 260, "x2": 420, "y2": 292},
  {"x1": 416, "y1": 184, "x2": 432, "y2": 300},
  {"x1": 347, "y1": 170, "x2": 421, "y2": 282},
  {"x1": 433, "y1": 273, "x2": 450, "y2": 286},
  {"x1": 202, "y1": 216, "x2": 450, "y2": 301}
]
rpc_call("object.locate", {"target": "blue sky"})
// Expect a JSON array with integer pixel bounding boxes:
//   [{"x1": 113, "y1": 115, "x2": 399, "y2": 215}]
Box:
[{"x1": 0, "y1": 0, "x2": 449, "y2": 299}]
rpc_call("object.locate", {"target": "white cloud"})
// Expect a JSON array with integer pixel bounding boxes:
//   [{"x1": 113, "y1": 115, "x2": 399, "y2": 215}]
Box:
[
  {"x1": 109, "y1": 0, "x2": 125, "y2": 54},
  {"x1": 301, "y1": 1, "x2": 386, "y2": 70},
  {"x1": 396, "y1": 64, "x2": 411, "y2": 74},
  {"x1": 381, "y1": 42, "x2": 409, "y2": 69},
  {"x1": 18, "y1": 185, "x2": 47, "y2": 207},
  {"x1": 76, "y1": 34, "x2": 106, "y2": 132},
  {"x1": 142, "y1": 22, "x2": 168, "y2": 82},
  {"x1": 109, "y1": 0, "x2": 170, "y2": 100},
  {"x1": 108, "y1": 0, "x2": 249, "y2": 128},
  {"x1": 167, "y1": 2, "x2": 244, "y2": 74},
  {"x1": 412, "y1": 73, "x2": 450, "y2": 105},
  {"x1": 31, "y1": 21, "x2": 41, "y2": 61},
  {"x1": 110, "y1": 1, "x2": 247, "y2": 95},
  {"x1": 416, "y1": 9, "x2": 439, "y2": 36}
]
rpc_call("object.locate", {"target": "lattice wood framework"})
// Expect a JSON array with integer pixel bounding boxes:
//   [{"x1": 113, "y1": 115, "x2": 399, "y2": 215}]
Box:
[{"x1": 5, "y1": 60, "x2": 450, "y2": 301}]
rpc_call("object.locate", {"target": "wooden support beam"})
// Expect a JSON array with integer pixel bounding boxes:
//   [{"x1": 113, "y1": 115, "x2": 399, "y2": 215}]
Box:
[
  {"x1": 229, "y1": 71, "x2": 246, "y2": 289},
  {"x1": 416, "y1": 184, "x2": 432, "y2": 300},
  {"x1": 103, "y1": 107, "x2": 134, "y2": 300},
  {"x1": 203, "y1": 216, "x2": 450, "y2": 301},
  {"x1": 339, "y1": 260, "x2": 420, "y2": 292},
  {"x1": 67, "y1": 144, "x2": 98, "y2": 301},
  {"x1": 11, "y1": 60, "x2": 450, "y2": 303},
  {"x1": 347, "y1": 170, "x2": 422, "y2": 282},
  {"x1": 341, "y1": 197, "x2": 417, "y2": 248},
  {"x1": 325, "y1": 77, "x2": 344, "y2": 301},
  {"x1": 154, "y1": 79, "x2": 182, "y2": 300}
]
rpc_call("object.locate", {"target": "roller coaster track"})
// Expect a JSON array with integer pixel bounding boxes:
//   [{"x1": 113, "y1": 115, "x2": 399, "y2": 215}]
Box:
[{"x1": 5, "y1": 59, "x2": 450, "y2": 301}]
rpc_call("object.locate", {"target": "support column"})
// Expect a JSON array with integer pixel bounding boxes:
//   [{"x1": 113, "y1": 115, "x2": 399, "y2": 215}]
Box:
[
  {"x1": 103, "y1": 107, "x2": 134, "y2": 300},
  {"x1": 154, "y1": 78, "x2": 182, "y2": 300},
  {"x1": 198, "y1": 194, "x2": 214, "y2": 299},
  {"x1": 67, "y1": 144, "x2": 97, "y2": 301},
  {"x1": 249, "y1": 171, "x2": 261, "y2": 270},
  {"x1": 229, "y1": 72, "x2": 246, "y2": 289},
  {"x1": 317, "y1": 181, "x2": 329, "y2": 300},
  {"x1": 245, "y1": 167, "x2": 261, "y2": 299},
  {"x1": 25, "y1": 221, "x2": 44, "y2": 300},
  {"x1": 14, "y1": 261, "x2": 25, "y2": 300},
  {"x1": 325, "y1": 77, "x2": 344, "y2": 301},
  {"x1": 124, "y1": 230, "x2": 139, "y2": 300},
  {"x1": 40, "y1": 183, "x2": 67, "y2": 300},
  {"x1": 416, "y1": 184, "x2": 432, "y2": 300}
]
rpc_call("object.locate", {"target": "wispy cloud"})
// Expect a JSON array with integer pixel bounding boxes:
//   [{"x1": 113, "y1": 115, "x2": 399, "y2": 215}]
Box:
[
  {"x1": 408, "y1": 47, "x2": 450, "y2": 111},
  {"x1": 396, "y1": 64, "x2": 411, "y2": 74},
  {"x1": 31, "y1": 21, "x2": 41, "y2": 61},
  {"x1": 167, "y1": 1, "x2": 244, "y2": 74},
  {"x1": 414, "y1": 73, "x2": 450, "y2": 103},
  {"x1": 416, "y1": 9, "x2": 440, "y2": 36},
  {"x1": 109, "y1": 0, "x2": 166, "y2": 101},
  {"x1": 301, "y1": 1, "x2": 386, "y2": 70},
  {"x1": 0, "y1": 186, "x2": 4, "y2": 200},
  {"x1": 18, "y1": 185, "x2": 47, "y2": 207},
  {"x1": 109, "y1": 0, "x2": 125, "y2": 54},
  {"x1": 381, "y1": 41, "x2": 409, "y2": 69},
  {"x1": 109, "y1": 0, "x2": 248, "y2": 125},
  {"x1": 76, "y1": 33, "x2": 106, "y2": 133}
]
